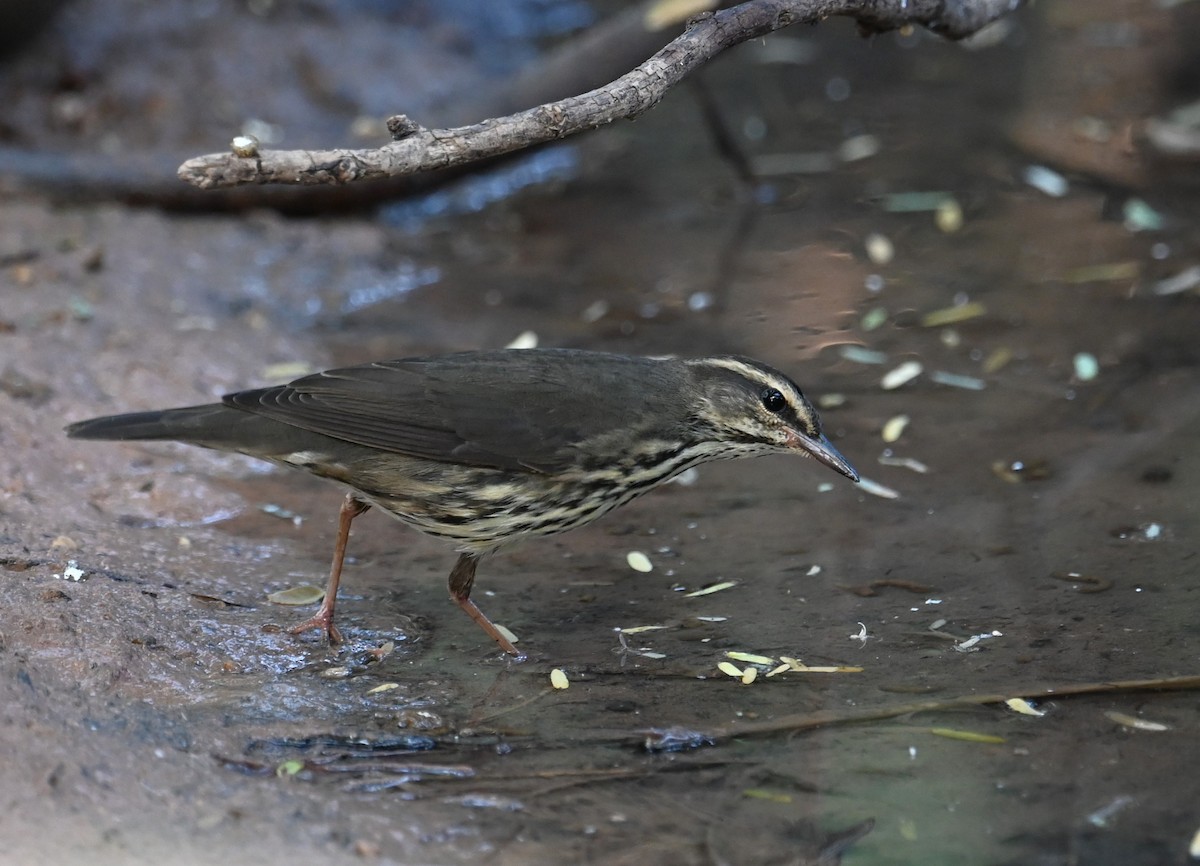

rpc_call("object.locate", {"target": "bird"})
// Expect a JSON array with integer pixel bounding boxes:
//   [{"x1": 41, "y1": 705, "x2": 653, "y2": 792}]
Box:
[{"x1": 65, "y1": 348, "x2": 858, "y2": 656}]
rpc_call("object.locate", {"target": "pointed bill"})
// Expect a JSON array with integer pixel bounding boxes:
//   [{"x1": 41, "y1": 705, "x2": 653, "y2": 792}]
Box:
[{"x1": 787, "y1": 430, "x2": 859, "y2": 482}]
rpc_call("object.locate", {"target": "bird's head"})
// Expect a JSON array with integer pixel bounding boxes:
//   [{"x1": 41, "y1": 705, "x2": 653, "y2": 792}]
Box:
[{"x1": 682, "y1": 356, "x2": 859, "y2": 482}]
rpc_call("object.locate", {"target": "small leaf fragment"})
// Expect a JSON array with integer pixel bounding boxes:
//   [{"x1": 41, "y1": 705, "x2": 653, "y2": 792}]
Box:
[
  {"x1": 928, "y1": 727, "x2": 1005, "y2": 744},
  {"x1": 726, "y1": 651, "x2": 775, "y2": 665},
  {"x1": 881, "y1": 414, "x2": 910, "y2": 443},
  {"x1": 1005, "y1": 698, "x2": 1046, "y2": 717},
  {"x1": 276, "y1": 760, "x2": 304, "y2": 777},
  {"x1": 742, "y1": 788, "x2": 793, "y2": 804},
  {"x1": 1104, "y1": 710, "x2": 1168, "y2": 732},
  {"x1": 494, "y1": 623, "x2": 519, "y2": 644},
  {"x1": 881, "y1": 361, "x2": 923, "y2": 390},
  {"x1": 620, "y1": 624, "x2": 668, "y2": 635},
  {"x1": 920, "y1": 301, "x2": 986, "y2": 327},
  {"x1": 626, "y1": 551, "x2": 654, "y2": 573},
  {"x1": 685, "y1": 580, "x2": 738, "y2": 598},
  {"x1": 267, "y1": 584, "x2": 325, "y2": 606}
]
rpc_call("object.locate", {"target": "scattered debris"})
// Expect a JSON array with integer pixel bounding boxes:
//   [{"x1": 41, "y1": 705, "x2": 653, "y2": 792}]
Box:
[
  {"x1": 878, "y1": 191, "x2": 955, "y2": 212},
  {"x1": 1109, "y1": 522, "x2": 1166, "y2": 542},
  {"x1": 1005, "y1": 698, "x2": 1046, "y2": 717},
  {"x1": 864, "y1": 233, "x2": 894, "y2": 265},
  {"x1": 56, "y1": 560, "x2": 87, "y2": 582},
  {"x1": 838, "y1": 134, "x2": 881, "y2": 162},
  {"x1": 992, "y1": 458, "x2": 1052, "y2": 483},
  {"x1": 878, "y1": 455, "x2": 929, "y2": 473},
  {"x1": 1104, "y1": 710, "x2": 1168, "y2": 732},
  {"x1": 954, "y1": 631, "x2": 1002, "y2": 652},
  {"x1": 1123, "y1": 198, "x2": 1163, "y2": 232},
  {"x1": 881, "y1": 414, "x2": 910, "y2": 443},
  {"x1": 1062, "y1": 262, "x2": 1138, "y2": 283},
  {"x1": 1073, "y1": 352, "x2": 1100, "y2": 381},
  {"x1": 856, "y1": 476, "x2": 900, "y2": 499},
  {"x1": 930, "y1": 370, "x2": 986, "y2": 390},
  {"x1": 1050, "y1": 571, "x2": 1113, "y2": 593},
  {"x1": 505, "y1": 330, "x2": 538, "y2": 349},
  {"x1": 982, "y1": 347, "x2": 1013, "y2": 373},
  {"x1": 861, "y1": 306, "x2": 889, "y2": 331},
  {"x1": 920, "y1": 301, "x2": 986, "y2": 327},
  {"x1": 935, "y1": 198, "x2": 964, "y2": 233},
  {"x1": 266, "y1": 584, "x2": 325, "y2": 605},
  {"x1": 881, "y1": 361, "x2": 923, "y2": 390},
  {"x1": 626, "y1": 550, "x2": 653, "y2": 573},
  {"x1": 1023, "y1": 164, "x2": 1069, "y2": 197},
  {"x1": 1153, "y1": 264, "x2": 1200, "y2": 296},
  {"x1": 494, "y1": 623, "x2": 520, "y2": 645},
  {"x1": 928, "y1": 727, "x2": 1004, "y2": 744},
  {"x1": 726, "y1": 651, "x2": 775, "y2": 665},
  {"x1": 840, "y1": 345, "x2": 889, "y2": 365},
  {"x1": 1087, "y1": 795, "x2": 1135, "y2": 828},
  {"x1": 260, "y1": 503, "x2": 303, "y2": 526},
  {"x1": 684, "y1": 580, "x2": 737, "y2": 598}
]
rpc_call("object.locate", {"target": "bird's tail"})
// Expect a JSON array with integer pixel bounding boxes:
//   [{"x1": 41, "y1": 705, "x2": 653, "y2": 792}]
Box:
[{"x1": 65, "y1": 404, "x2": 239, "y2": 443}]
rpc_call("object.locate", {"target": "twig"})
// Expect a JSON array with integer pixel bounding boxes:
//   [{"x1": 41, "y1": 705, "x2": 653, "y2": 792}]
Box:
[
  {"x1": 708, "y1": 674, "x2": 1200, "y2": 741},
  {"x1": 178, "y1": 0, "x2": 1024, "y2": 190}
]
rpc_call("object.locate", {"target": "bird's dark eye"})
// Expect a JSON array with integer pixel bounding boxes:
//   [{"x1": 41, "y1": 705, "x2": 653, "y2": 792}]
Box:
[{"x1": 760, "y1": 388, "x2": 786, "y2": 413}]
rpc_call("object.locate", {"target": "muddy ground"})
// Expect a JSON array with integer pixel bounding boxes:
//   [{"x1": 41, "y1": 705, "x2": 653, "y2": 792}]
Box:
[{"x1": 1, "y1": 2, "x2": 1199, "y2": 864}]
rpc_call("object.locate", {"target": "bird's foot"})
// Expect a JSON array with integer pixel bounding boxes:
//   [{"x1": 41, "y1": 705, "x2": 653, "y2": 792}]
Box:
[{"x1": 287, "y1": 612, "x2": 343, "y2": 645}]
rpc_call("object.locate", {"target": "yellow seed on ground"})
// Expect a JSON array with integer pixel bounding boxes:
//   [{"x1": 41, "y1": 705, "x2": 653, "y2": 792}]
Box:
[
  {"x1": 881, "y1": 361, "x2": 923, "y2": 390},
  {"x1": 494, "y1": 623, "x2": 519, "y2": 644},
  {"x1": 1005, "y1": 698, "x2": 1045, "y2": 717},
  {"x1": 717, "y1": 662, "x2": 744, "y2": 678},
  {"x1": 928, "y1": 727, "x2": 1005, "y2": 744},
  {"x1": 550, "y1": 668, "x2": 570, "y2": 690},
  {"x1": 982, "y1": 346, "x2": 1013, "y2": 373},
  {"x1": 726, "y1": 651, "x2": 775, "y2": 665},
  {"x1": 882, "y1": 414, "x2": 910, "y2": 443},
  {"x1": 626, "y1": 551, "x2": 653, "y2": 573},
  {"x1": 864, "y1": 233, "x2": 894, "y2": 265},
  {"x1": 857, "y1": 476, "x2": 901, "y2": 499},
  {"x1": 1104, "y1": 710, "x2": 1168, "y2": 731},
  {"x1": 936, "y1": 198, "x2": 963, "y2": 233},
  {"x1": 684, "y1": 580, "x2": 737, "y2": 598},
  {"x1": 920, "y1": 301, "x2": 986, "y2": 328},
  {"x1": 620, "y1": 624, "x2": 668, "y2": 635},
  {"x1": 505, "y1": 330, "x2": 538, "y2": 349},
  {"x1": 741, "y1": 667, "x2": 758, "y2": 685},
  {"x1": 266, "y1": 585, "x2": 325, "y2": 605}
]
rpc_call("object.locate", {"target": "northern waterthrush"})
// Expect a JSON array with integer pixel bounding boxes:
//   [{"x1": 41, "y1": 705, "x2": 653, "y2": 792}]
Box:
[{"x1": 66, "y1": 349, "x2": 858, "y2": 656}]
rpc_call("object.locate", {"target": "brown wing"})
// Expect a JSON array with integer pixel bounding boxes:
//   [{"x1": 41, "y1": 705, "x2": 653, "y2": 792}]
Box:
[{"x1": 223, "y1": 349, "x2": 685, "y2": 473}]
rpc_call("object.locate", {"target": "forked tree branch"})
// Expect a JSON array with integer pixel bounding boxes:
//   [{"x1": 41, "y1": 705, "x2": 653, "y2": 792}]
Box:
[{"x1": 178, "y1": 0, "x2": 1022, "y2": 190}]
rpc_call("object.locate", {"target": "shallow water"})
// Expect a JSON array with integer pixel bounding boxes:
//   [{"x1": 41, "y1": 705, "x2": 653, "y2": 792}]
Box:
[{"x1": 1, "y1": 2, "x2": 1198, "y2": 865}]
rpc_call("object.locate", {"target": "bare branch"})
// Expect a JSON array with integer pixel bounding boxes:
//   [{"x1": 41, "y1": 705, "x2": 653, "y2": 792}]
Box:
[{"x1": 178, "y1": 0, "x2": 1023, "y2": 190}]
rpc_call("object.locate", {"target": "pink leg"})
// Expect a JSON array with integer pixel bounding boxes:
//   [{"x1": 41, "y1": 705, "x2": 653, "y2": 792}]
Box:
[
  {"x1": 288, "y1": 493, "x2": 371, "y2": 644},
  {"x1": 449, "y1": 553, "x2": 524, "y2": 659}
]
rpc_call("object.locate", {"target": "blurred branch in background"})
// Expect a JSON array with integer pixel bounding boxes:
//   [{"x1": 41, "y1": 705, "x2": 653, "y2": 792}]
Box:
[{"x1": 178, "y1": 0, "x2": 1024, "y2": 191}]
